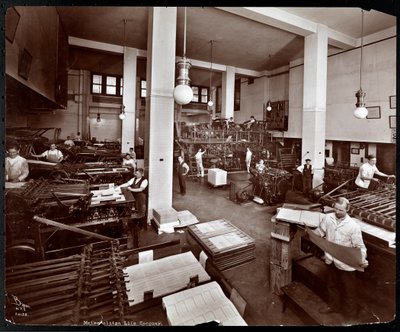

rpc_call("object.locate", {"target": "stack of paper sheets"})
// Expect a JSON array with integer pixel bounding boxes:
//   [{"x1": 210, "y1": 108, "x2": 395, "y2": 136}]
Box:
[
  {"x1": 123, "y1": 252, "x2": 210, "y2": 306},
  {"x1": 187, "y1": 219, "x2": 255, "y2": 271},
  {"x1": 176, "y1": 210, "x2": 199, "y2": 228},
  {"x1": 275, "y1": 208, "x2": 323, "y2": 228},
  {"x1": 162, "y1": 281, "x2": 247, "y2": 326}
]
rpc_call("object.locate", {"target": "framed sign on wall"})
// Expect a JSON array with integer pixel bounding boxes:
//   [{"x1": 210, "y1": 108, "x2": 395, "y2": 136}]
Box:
[
  {"x1": 389, "y1": 95, "x2": 396, "y2": 109},
  {"x1": 6, "y1": 7, "x2": 20, "y2": 43},
  {"x1": 366, "y1": 106, "x2": 381, "y2": 119},
  {"x1": 389, "y1": 115, "x2": 396, "y2": 129}
]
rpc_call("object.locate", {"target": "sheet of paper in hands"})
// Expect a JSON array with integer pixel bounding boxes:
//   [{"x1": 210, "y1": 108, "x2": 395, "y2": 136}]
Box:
[
  {"x1": 275, "y1": 208, "x2": 323, "y2": 228},
  {"x1": 306, "y1": 227, "x2": 364, "y2": 272}
]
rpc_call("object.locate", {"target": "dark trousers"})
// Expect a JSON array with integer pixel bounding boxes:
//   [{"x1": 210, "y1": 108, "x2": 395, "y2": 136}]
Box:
[
  {"x1": 302, "y1": 175, "x2": 313, "y2": 196},
  {"x1": 178, "y1": 173, "x2": 186, "y2": 194},
  {"x1": 326, "y1": 264, "x2": 359, "y2": 318}
]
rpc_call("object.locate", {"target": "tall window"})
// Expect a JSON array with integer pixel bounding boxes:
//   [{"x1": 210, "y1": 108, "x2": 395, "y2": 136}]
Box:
[
  {"x1": 92, "y1": 74, "x2": 102, "y2": 94},
  {"x1": 140, "y1": 79, "x2": 146, "y2": 98},
  {"x1": 191, "y1": 85, "x2": 209, "y2": 104},
  {"x1": 106, "y1": 76, "x2": 117, "y2": 95}
]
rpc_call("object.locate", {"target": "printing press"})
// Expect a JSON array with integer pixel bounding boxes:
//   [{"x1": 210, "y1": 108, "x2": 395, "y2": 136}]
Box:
[
  {"x1": 5, "y1": 178, "x2": 137, "y2": 265},
  {"x1": 249, "y1": 167, "x2": 292, "y2": 205}
]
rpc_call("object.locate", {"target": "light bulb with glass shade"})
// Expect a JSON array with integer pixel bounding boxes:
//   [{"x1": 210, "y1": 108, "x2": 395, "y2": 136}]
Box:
[
  {"x1": 119, "y1": 105, "x2": 126, "y2": 120},
  {"x1": 207, "y1": 40, "x2": 214, "y2": 108},
  {"x1": 173, "y1": 8, "x2": 193, "y2": 105},
  {"x1": 266, "y1": 100, "x2": 272, "y2": 112},
  {"x1": 354, "y1": 89, "x2": 368, "y2": 119},
  {"x1": 353, "y1": 9, "x2": 368, "y2": 119},
  {"x1": 266, "y1": 54, "x2": 273, "y2": 112}
]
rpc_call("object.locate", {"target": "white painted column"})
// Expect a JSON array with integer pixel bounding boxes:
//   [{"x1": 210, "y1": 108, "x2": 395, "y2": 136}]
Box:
[
  {"x1": 301, "y1": 24, "x2": 328, "y2": 189},
  {"x1": 121, "y1": 47, "x2": 138, "y2": 153},
  {"x1": 221, "y1": 66, "x2": 235, "y2": 119},
  {"x1": 145, "y1": 7, "x2": 177, "y2": 222}
]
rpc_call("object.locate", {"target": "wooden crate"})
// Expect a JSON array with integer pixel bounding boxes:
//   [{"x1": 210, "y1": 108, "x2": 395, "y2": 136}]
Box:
[
  {"x1": 270, "y1": 218, "x2": 297, "y2": 242},
  {"x1": 270, "y1": 262, "x2": 292, "y2": 295}
]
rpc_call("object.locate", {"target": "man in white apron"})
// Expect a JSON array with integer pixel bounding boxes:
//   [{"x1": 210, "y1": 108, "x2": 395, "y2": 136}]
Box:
[{"x1": 31, "y1": 143, "x2": 63, "y2": 163}]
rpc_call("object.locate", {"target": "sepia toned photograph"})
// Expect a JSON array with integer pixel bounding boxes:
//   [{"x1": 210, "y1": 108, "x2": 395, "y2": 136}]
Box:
[{"x1": 2, "y1": 3, "x2": 397, "y2": 330}]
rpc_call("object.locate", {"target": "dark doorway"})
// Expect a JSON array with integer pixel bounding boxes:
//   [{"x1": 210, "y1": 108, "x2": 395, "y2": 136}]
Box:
[{"x1": 376, "y1": 143, "x2": 396, "y2": 174}]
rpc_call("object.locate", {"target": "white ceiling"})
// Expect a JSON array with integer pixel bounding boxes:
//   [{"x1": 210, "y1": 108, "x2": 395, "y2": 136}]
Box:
[{"x1": 56, "y1": 6, "x2": 396, "y2": 85}]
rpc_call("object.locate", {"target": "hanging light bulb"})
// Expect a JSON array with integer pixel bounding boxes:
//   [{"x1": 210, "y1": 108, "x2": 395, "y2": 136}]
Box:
[
  {"x1": 96, "y1": 113, "x2": 101, "y2": 122},
  {"x1": 266, "y1": 100, "x2": 272, "y2": 112},
  {"x1": 173, "y1": 7, "x2": 193, "y2": 105},
  {"x1": 207, "y1": 40, "x2": 214, "y2": 107},
  {"x1": 119, "y1": 105, "x2": 126, "y2": 120},
  {"x1": 266, "y1": 54, "x2": 272, "y2": 111},
  {"x1": 119, "y1": 19, "x2": 127, "y2": 121},
  {"x1": 354, "y1": 9, "x2": 368, "y2": 119}
]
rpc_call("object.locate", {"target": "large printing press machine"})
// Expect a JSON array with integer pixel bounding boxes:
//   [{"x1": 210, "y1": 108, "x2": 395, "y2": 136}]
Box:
[{"x1": 5, "y1": 177, "x2": 137, "y2": 263}]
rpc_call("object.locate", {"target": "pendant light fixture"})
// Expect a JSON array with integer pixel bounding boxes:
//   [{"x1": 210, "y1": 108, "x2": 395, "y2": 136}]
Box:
[
  {"x1": 119, "y1": 104, "x2": 126, "y2": 120},
  {"x1": 207, "y1": 40, "x2": 214, "y2": 107},
  {"x1": 173, "y1": 7, "x2": 193, "y2": 105},
  {"x1": 96, "y1": 111, "x2": 101, "y2": 122},
  {"x1": 119, "y1": 19, "x2": 127, "y2": 121},
  {"x1": 354, "y1": 9, "x2": 368, "y2": 119},
  {"x1": 266, "y1": 54, "x2": 272, "y2": 112}
]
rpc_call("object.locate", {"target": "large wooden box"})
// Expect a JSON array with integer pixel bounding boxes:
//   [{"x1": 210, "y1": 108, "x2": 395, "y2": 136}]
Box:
[{"x1": 270, "y1": 262, "x2": 292, "y2": 295}]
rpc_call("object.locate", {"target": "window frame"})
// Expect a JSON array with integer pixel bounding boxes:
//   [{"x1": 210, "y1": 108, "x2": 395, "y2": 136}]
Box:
[
  {"x1": 91, "y1": 73, "x2": 123, "y2": 96},
  {"x1": 191, "y1": 85, "x2": 209, "y2": 104}
]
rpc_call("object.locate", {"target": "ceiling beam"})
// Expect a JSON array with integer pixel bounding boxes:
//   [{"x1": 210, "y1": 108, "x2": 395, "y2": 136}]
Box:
[
  {"x1": 217, "y1": 7, "x2": 356, "y2": 49},
  {"x1": 69, "y1": 37, "x2": 261, "y2": 77}
]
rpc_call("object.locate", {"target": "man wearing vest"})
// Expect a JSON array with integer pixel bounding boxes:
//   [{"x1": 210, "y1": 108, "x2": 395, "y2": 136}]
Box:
[
  {"x1": 118, "y1": 168, "x2": 148, "y2": 220},
  {"x1": 177, "y1": 156, "x2": 190, "y2": 195},
  {"x1": 297, "y1": 158, "x2": 314, "y2": 198}
]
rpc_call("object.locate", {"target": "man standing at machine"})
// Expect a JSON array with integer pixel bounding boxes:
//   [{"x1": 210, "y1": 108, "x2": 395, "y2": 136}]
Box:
[
  {"x1": 355, "y1": 154, "x2": 394, "y2": 190},
  {"x1": 31, "y1": 143, "x2": 63, "y2": 163},
  {"x1": 313, "y1": 197, "x2": 368, "y2": 319},
  {"x1": 297, "y1": 158, "x2": 313, "y2": 198},
  {"x1": 118, "y1": 168, "x2": 148, "y2": 220},
  {"x1": 5, "y1": 144, "x2": 29, "y2": 182}
]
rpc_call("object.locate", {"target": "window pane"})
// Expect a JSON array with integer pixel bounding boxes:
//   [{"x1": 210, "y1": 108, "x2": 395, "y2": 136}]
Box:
[
  {"x1": 106, "y1": 76, "x2": 116, "y2": 85},
  {"x1": 192, "y1": 94, "x2": 198, "y2": 103},
  {"x1": 201, "y1": 88, "x2": 208, "y2": 96},
  {"x1": 201, "y1": 95, "x2": 208, "y2": 103},
  {"x1": 192, "y1": 86, "x2": 198, "y2": 95},
  {"x1": 93, "y1": 85, "x2": 101, "y2": 94},
  {"x1": 106, "y1": 86, "x2": 116, "y2": 95},
  {"x1": 93, "y1": 75, "x2": 102, "y2": 84},
  {"x1": 141, "y1": 90, "x2": 146, "y2": 98},
  {"x1": 141, "y1": 80, "x2": 146, "y2": 89}
]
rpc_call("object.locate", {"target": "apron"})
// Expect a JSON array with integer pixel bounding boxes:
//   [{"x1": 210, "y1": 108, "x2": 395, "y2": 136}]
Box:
[{"x1": 47, "y1": 150, "x2": 60, "y2": 162}]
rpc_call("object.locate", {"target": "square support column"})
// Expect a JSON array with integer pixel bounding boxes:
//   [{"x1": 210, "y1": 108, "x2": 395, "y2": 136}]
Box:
[
  {"x1": 221, "y1": 65, "x2": 235, "y2": 120},
  {"x1": 145, "y1": 7, "x2": 177, "y2": 222},
  {"x1": 121, "y1": 46, "x2": 138, "y2": 153},
  {"x1": 301, "y1": 24, "x2": 328, "y2": 189}
]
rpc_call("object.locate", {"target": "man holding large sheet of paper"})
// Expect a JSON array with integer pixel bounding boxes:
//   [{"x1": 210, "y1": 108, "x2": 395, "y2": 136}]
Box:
[{"x1": 310, "y1": 197, "x2": 368, "y2": 319}]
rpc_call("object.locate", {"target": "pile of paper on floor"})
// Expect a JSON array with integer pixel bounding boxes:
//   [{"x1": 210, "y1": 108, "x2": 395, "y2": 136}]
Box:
[
  {"x1": 187, "y1": 219, "x2": 255, "y2": 271},
  {"x1": 152, "y1": 207, "x2": 180, "y2": 234},
  {"x1": 162, "y1": 281, "x2": 247, "y2": 326},
  {"x1": 176, "y1": 210, "x2": 199, "y2": 228}
]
